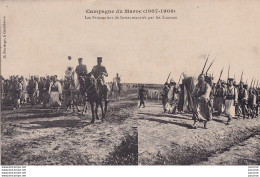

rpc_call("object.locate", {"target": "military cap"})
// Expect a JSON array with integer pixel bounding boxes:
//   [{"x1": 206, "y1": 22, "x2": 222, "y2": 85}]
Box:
[
  {"x1": 78, "y1": 58, "x2": 83, "y2": 61},
  {"x1": 228, "y1": 78, "x2": 234, "y2": 81}
]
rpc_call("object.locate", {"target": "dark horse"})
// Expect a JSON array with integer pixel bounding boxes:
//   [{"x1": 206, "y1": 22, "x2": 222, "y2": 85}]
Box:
[{"x1": 80, "y1": 74, "x2": 108, "y2": 123}]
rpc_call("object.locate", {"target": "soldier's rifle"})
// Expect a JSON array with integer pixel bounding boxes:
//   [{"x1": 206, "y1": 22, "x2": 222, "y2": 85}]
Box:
[
  {"x1": 218, "y1": 67, "x2": 224, "y2": 83},
  {"x1": 227, "y1": 63, "x2": 230, "y2": 82},
  {"x1": 250, "y1": 78, "x2": 254, "y2": 89},
  {"x1": 205, "y1": 60, "x2": 215, "y2": 75},
  {"x1": 240, "y1": 71, "x2": 243, "y2": 83},
  {"x1": 256, "y1": 81, "x2": 259, "y2": 89},
  {"x1": 252, "y1": 79, "x2": 256, "y2": 89},
  {"x1": 177, "y1": 73, "x2": 183, "y2": 86},
  {"x1": 165, "y1": 72, "x2": 171, "y2": 84},
  {"x1": 201, "y1": 54, "x2": 209, "y2": 74}
]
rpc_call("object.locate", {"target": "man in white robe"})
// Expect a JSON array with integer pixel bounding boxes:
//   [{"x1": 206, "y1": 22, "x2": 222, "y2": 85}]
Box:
[{"x1": 224, "y1": 78, "x2": 238, "y2": 125}]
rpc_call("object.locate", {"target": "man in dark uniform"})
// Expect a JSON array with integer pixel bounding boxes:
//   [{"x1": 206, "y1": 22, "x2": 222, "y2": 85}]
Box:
[
  {"x1": 27, "y1": 76, "x2": 37, "y2": 107},
  {"x1": 215, "y1": 81, "x2": 226, "y2": 116},
  {"x1": 138, "y1": 85, "x2": 146, "y2": 108},
  {"x1": 91, "y1": 57, "x2": 108, "y2": 101},
  {"x1": 238, "y1": 82, "x2": 249, "y2": 119},
  {"x1": 75, "y1": 58, "x2": 88, "y2": 95},
  {"x1": 91, "y1": 57, "x2": 108, "y2": 83},
  {"x1": 38, "y1": 77, "x2": 46, "y2": 104},
  {"x1": 75, "y1": 58, "x2": 88, "y2": 77}
]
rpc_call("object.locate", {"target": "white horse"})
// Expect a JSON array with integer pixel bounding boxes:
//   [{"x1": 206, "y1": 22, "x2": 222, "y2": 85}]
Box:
[
  {"x1": 111, "y1": 78, "x2": 120, "y2": 101},
  {"x1": 69, "y1": 72, "x2": 82, "y2": 112}
]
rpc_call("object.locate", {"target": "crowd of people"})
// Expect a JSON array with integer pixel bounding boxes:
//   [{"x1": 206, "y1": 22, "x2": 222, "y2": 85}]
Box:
[
  {"x1": 137, "y1": 61, "x2": 259, "y2": 129},
  {"x1": 1, "y1": 57, "x2": 122, "y2": 111},
  {"x1": 158, "y1": 73, "x2": 260, "y2": 129}
]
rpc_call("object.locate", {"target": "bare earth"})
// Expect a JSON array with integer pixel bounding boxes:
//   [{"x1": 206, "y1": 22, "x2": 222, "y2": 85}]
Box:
[
  {"x1": 138, "y1": 100, "x2": 260, "y2": 165},
  {"x1": 2, "y1": 97, "x2": 259, "y2": 165},
  {"x1": 1, "y1": 94, "x2": 138, "y2": 165}
]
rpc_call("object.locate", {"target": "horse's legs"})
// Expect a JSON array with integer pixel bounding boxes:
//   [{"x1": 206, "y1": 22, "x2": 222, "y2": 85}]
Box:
[
  {"x1": 104, "y1": 89, "x2": 108, "y2": 114},
  {"x1": 83, "y1": 94, "x2": 88, "y2": 113},
  {"x1": 90, "y1": 102, "x2": 95, "y2": 124},
  {"x1": 105, "y1": 100, "x2": 108, "y2": 114},
  {"x1": 71, "y1": 91, "x2": 76, "y2": 113},
  {"x1": 82, "y1": 101, "x2": 87, "y2": 115},
  {"x1": 95, "y1": 102, "x2": 99, "y2": 120},
  {"x1": 100, "y1": 101, "x2": 105, "y2": 122},
  {"x1": 74, "y1": 93, "x2": 81, "y2": 112}
]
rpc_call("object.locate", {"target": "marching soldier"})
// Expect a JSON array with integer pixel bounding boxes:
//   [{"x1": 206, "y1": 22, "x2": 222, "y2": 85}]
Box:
[
  {"x1": 166, "y1": 79, "x2": 178, "y2": 114},
  {"x1": 238, "y1": 83, "x2": 249, "y2": 119},
  {"x1": 215, "y1": 81, "x2": 226, "y2": 116},
  {"x1": 224, "y1": 78, "x2": 238, "y2": 125},
  {"x1": 248, "y1": 88, "x2": 257, "y2": 118},
  {"x1": 205, "y1": 74, "x2": 214, "y2": 116},
  {"x1": 91, "y1": 57, "x2": 109, "y2": 102},
  {"x1": 192, "y1": 74, "x2": 211, "y2": 129}
]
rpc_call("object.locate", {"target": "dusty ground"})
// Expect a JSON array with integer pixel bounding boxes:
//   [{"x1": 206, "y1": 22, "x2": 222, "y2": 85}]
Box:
[
  {"x1": 138, "y1": 100, "x2": 260, "y2": 165},
  {"x1": 1, "y1": 93, "x2": 138, "y2": 165},
  {"x1": 2, "y1": 95, "x2": 260, "y2": 166}
]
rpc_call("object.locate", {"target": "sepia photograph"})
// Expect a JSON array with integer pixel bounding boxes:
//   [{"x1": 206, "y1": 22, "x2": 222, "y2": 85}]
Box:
[{"x1": 0, "y1": 0, "x2": 259, "y2": 171}]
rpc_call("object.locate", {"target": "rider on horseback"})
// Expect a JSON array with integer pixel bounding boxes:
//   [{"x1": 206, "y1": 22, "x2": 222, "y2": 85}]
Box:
[
  {"x1": 91, "y1": 57, "x2": 109, "y2": 102},
  {"x1": 75, "y1": 58, "x2": 88, "y2": 93}
]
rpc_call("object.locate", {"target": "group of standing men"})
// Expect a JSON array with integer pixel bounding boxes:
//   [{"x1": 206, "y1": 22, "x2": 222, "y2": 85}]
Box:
[
  {"x1": 160, "y1": 73, "x2": 259, "y2": 129},
  {"x1": 1, "y1": 57, "x2": 123, "y2": 111}
]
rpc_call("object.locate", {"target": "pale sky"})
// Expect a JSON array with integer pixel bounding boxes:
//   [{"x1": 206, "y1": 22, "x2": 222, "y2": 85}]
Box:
[{"x1": 1, "y1": 0, "x2": 260, "y2": 84}]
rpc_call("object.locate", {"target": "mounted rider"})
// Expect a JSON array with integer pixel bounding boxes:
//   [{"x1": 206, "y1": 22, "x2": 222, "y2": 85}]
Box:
[
  {"x1": 91, "y1": 57, "x2": 108, "y2": 102},
  {"x1": 75, "y1": 58, "x2": 88, "y2": 93}
]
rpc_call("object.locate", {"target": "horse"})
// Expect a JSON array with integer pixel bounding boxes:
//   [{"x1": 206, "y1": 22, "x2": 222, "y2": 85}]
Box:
[
  {"x1": 111, "y1": 78, "x2": 120, "y2": 101},
  {"x1": 81, "y1": 74, "x2": 109, "y2": 123},
  {"x1": 64, "y1": 73, "x2": 84, "y2": 113}
]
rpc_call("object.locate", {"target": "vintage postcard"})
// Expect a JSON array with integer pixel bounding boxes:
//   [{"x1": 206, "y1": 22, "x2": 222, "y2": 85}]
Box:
[{"x1": 1, "y1": 0, "x2": 260, "y2": 173}]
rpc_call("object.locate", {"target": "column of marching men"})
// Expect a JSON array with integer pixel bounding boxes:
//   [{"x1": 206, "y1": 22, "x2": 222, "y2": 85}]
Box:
[{"x1": 138, "y1": 74, "x2": 259, "y2": 129}]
